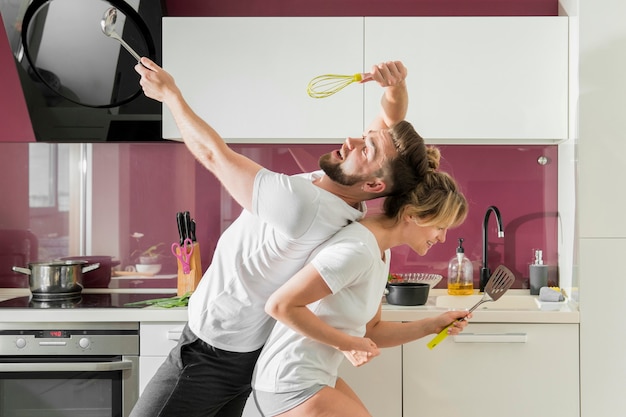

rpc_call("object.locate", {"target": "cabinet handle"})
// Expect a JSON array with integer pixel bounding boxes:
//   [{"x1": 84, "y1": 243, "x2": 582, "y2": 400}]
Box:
[
  {"x1": 0, "y1": 360, "x2": 134, "y2": 372},
  {"x1": 453, "y1": 333, "x2": 527, "y2": 343},
  {"x1": 167, "y1": 329, "x2": 183, "y2": 341}
]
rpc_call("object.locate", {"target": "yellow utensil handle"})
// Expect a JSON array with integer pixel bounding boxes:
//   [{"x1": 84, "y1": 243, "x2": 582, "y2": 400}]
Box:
[
  {"x1": 427, "y1": 322, "x2": 454, "y2": 350},
  {"x1": 358, "y1": 72, "x2": 374, "y2": 83}
]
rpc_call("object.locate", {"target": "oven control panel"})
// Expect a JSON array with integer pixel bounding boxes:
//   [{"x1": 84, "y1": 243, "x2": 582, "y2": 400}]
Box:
[{"x1": 0, "y1": 328, "x2": 139, "y2": 355}]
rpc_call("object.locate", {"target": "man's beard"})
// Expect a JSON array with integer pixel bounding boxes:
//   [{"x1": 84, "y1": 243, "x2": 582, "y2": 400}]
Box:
[{"x1": 318, "y1": 153, "x2": 361, "y2": 186}]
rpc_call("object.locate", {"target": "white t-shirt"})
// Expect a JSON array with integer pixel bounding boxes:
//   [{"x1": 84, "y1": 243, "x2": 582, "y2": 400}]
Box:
[
  {"x1": 252, "y1": 222, "x2": 389, "y2": 393},
  {"x1": 188, "y1": 169, "x2": 365, "y2": 352}
]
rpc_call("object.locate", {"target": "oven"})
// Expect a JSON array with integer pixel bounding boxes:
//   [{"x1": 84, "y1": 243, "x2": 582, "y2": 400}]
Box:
[{"x1": 0, "y1": 322, "x2": 139, "y2": 417}]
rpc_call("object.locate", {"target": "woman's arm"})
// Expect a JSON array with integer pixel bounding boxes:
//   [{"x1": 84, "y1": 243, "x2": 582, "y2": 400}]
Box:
[
  {"x1": 365, "y1": 305, "x2": 471, "y2": 348},
  {"x1": 265, "y1": 263, "x2": 379, "y2": 358}
]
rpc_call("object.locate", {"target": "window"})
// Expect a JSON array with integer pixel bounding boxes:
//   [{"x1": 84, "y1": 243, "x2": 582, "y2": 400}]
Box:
[{"x1": 28, "y1": 143, "x2": 70, "y2": 211}]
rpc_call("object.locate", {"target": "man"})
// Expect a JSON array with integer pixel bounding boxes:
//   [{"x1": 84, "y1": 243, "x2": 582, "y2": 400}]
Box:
[{"x1": 131, "y1": 57, "x2": 427, "y2": 417}]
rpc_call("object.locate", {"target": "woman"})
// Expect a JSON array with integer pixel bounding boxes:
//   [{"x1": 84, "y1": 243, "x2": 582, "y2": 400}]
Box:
[{"x1": 252, "y1": 146, "x2": 471, "y2": 417}]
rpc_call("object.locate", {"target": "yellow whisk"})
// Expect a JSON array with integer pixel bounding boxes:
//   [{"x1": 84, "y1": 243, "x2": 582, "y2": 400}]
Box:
[{"x1": 306, "y1": 72, "x2": 374, "y2": 99}]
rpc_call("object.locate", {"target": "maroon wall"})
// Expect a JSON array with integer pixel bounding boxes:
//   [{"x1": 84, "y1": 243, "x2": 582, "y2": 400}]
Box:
[
  {"x1": 165, "y1": 0, "x2": 558, "y2": 17},
  {"x1": 0, "y1": 13, "x2": 34, "y2": 142}
]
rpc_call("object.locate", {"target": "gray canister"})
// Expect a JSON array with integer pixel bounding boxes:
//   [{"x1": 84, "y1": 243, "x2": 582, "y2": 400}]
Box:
[{"x1": 529, "y1": 249, "x2": 548, "y2": 295}]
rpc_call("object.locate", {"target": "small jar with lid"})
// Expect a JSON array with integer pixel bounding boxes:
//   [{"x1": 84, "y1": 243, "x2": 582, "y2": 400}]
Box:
[{"x1": 447, "y1": 238, "x2": 474, "y2": 295}]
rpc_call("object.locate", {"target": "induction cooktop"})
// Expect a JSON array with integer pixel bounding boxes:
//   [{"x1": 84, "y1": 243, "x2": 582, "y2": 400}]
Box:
[{"x1": 0, "y1": 292, "x2": 177, "y2": 309}]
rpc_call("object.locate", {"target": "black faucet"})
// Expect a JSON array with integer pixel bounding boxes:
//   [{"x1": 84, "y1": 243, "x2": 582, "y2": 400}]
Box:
[{"x1": 480, "y1": 205, "x2": 505, "y2": 292}]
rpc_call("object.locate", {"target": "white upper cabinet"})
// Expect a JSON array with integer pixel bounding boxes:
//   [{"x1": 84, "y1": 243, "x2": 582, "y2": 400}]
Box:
[
  {"x1": 163, "y1": 17, "x2": 568, "y2": 144},
  {"x1": 162, "y1": 17, "x2": 364, "y2": 143},
  {"x1": 364, "y1": 17, "x2": 569, "y2": 143}
]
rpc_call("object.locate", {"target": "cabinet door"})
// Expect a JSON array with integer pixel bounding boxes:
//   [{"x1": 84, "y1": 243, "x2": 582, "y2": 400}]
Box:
[
  {"x1": 338, "y1": 346, "x2": 402, "y2": 417},
  {"x1": 402, "y1": 323, "x2": 579, "y2": 417},
  {"x1": 365, "y1": 17, "x2": 569, "y2": 143},
  {"x1": 163, "y1": 17, "x2": 364, "y2": 143},
  {"x1": 139, "y1": 322, "x2": 185, "y2": 393},
  {"x1": 242, "y1": 345, "x2": 402, "y2": 417}
]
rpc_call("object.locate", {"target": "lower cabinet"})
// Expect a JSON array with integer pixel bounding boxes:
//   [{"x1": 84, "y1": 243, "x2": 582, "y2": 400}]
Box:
[
  {"x1": 403, "y1": 323, "x2": 579, "y2": 417},
  {"x1": 243, "y1": 345, "x2": 402, "y2": 417},
  {"x1": 140, "y1": 322, "x2": 579, "y2": 417},
  {"x1": 338, "y1": 345, "x2": 403, "y2": 417},
  {"x1": 139, "y1": 322, "x2": 186, "y2": 394}
]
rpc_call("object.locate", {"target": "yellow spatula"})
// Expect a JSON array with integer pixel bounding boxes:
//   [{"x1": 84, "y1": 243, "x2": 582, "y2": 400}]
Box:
[{"x1": 427, "y1": 265, "x2": 515, "y2": 350}]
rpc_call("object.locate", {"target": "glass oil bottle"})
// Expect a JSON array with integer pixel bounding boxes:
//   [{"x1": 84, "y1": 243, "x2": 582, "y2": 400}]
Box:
[{"x1": 447, "y1": 238, "x2": 474, "y2": 295}]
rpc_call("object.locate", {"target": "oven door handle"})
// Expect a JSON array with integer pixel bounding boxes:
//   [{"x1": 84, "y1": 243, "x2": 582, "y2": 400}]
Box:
[{"x1": 0, "y1": 360, "x2": 134, "y2": 372}]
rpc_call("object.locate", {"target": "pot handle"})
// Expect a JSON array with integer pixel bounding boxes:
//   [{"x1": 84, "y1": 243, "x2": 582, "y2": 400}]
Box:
[
  {"x1": 11, "y1": 266, "x2": 31, "y2": 275},
  {"x1": 82, "y1": 263, "x2": 100, "y2": 273}
]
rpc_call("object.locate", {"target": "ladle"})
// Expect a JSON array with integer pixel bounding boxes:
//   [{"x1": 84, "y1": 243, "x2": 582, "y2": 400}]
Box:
[{"x1": 100, "y1": 7, "x2": 141, "y2": 62}]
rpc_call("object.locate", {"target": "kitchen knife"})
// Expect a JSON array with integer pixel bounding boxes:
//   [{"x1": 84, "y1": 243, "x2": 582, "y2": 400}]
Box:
[
  {"x1": 190, "y1": 219, "x2": 197, "y2": 242},
  {"x1": 183, "y1": 211, "x2": 192, "y2": 242},
  {"x1": 176, "y1": 212, "x2": 185, "y2": 245}
]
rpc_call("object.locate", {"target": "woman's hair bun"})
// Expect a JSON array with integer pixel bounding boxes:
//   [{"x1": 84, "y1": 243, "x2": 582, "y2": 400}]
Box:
[{"x1": 426, "y1": 146, "x2": 441, "y2": 171}]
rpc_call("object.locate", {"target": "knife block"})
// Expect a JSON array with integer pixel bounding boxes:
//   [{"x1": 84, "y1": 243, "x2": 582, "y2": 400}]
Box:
[{"x1": 175, "y1": 242, "x2": 202, "y2": 296}]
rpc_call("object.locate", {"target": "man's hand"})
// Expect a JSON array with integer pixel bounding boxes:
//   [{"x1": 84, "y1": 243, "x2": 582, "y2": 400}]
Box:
[
  {"x1": 370, "y1": 61, "x2": 407, "y2": 88},
  {"x1": 366, "y1": 60, "x2": 408, "y2": 130},
  {"x1": 134, "y1": 57, "x2": 179, "y2": 103}
]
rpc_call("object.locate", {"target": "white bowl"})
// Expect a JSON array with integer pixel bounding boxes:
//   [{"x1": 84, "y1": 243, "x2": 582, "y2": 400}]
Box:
[{"x1": 135, "y1": 264, "x2": 162, "y2": 274}]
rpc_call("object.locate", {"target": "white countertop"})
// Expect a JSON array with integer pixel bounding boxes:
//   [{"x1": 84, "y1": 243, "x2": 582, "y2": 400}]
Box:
[
  {"x1": 382, "y1": 289, "x2": 579, "y2": 324},
  {"x1": 0, "y1": 288, "x2": 579, "y2": 324}
]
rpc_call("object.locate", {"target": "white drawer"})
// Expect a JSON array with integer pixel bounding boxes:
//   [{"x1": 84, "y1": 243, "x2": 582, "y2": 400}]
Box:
[{"x1": 140, "y1": 322, "x2": 186, "y2": 356}]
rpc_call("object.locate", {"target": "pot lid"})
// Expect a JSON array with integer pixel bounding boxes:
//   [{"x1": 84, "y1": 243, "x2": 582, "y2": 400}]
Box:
[{"x1": 29, "y1": 260, "x2": 89, "y2": 266}]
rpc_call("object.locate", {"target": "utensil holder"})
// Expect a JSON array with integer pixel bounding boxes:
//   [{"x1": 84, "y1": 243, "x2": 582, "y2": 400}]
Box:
[{"x1": 175, "y1": 242, "x2": 202, "y2": 296}]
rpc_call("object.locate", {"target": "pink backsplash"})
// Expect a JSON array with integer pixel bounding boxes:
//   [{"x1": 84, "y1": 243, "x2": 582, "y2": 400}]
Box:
[
  {"x1": 228, "y1": 144, "x2": 559, "y2": 290},
  {"x1": 0, "y1": 143, "x2": 556, "y2": 290},
  {"x1": 125, "y1": 143, "x2": 558, "y2": 290}
]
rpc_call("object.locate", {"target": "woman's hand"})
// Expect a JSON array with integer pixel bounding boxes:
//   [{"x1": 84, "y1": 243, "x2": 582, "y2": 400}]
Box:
[
  {"x1": 432, "y1": 310, "x2": 472, "y2": 336},
  {"x1": 340, "y1": 336, "x2": 380, "y2": 367}
]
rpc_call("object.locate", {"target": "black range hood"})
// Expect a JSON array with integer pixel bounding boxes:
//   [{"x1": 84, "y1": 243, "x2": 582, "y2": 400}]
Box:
[{"x1": 0, "y1": 0, "x2": 166, "y2": 142}]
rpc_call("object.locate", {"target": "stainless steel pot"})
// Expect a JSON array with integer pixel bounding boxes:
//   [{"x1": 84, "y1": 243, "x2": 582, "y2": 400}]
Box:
[
  {"x1": 12, "y1": 261, "x2": 100, "y2": 296},
  {"x1": 60, "y1": 256, "x2": 119, "y2": 288}
]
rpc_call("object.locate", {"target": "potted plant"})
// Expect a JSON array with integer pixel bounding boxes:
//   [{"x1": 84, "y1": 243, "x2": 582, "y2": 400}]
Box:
[
  {"x1": 130, "y1": 232, "x2": 165, "y2": 265},
  {"x1": 137, "y1": 244, "x2": 165, "y2": 265}
]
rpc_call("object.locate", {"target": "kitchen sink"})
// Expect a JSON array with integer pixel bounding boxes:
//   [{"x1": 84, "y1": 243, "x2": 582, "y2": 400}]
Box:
[{"x1": 435, "y1": 295, "x2": 541, "y2": 311}]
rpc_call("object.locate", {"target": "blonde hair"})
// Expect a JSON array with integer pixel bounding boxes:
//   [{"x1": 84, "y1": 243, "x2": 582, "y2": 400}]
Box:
[{"x1": 382, "y1": 146, "x2": 468, "y2": 228}]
